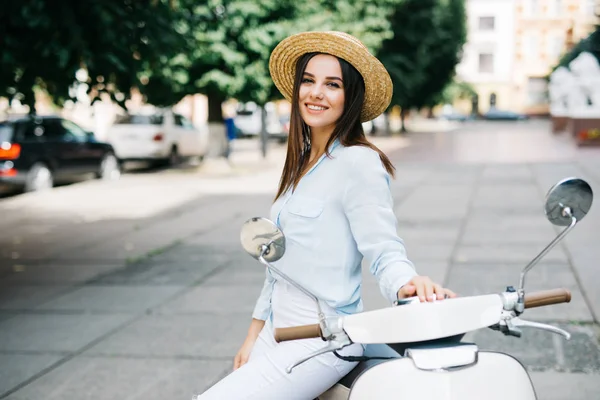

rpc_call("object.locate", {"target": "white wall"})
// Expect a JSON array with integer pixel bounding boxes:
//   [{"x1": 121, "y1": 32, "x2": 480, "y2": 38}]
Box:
[{"x1": 455, "y1": 0, "x2": 516, "y2": 84}]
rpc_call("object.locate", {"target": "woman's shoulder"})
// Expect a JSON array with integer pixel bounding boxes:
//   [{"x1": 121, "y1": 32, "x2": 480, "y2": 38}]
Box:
[{"x1": 337, "y1": 144, "x2": 384, "y2": 169}]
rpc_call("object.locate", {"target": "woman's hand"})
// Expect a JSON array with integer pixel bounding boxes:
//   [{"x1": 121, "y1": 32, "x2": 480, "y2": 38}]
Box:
[
  {"x1": 397, "y1": 275, "x2": 457, "y2": 302},
  {"x1": 233, "y1": 337, "x2": 257, "y2": 371}
]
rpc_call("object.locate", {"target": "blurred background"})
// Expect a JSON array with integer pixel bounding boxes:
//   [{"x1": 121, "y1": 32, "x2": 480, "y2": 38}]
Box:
[
  {"x1": 1, "y1": 1, "x2": 600, "y2": 399},
  {"x1": 1, "y1": 0, "x2": 598, "y2": 185}
]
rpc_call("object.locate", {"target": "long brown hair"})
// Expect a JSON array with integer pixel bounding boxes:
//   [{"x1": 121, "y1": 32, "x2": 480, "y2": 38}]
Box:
[{"x1": 274, "y1": 52, "x2": 395, "y2": 201}]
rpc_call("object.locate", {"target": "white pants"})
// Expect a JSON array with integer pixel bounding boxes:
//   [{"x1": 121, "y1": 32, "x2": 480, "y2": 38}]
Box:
[{"x1": 197, "y1": 281, "x2": 364, "y2": 400}]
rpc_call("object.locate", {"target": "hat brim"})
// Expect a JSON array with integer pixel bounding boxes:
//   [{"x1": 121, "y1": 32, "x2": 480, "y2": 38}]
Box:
[{"x1": 269, "y1": 31, "x2": 393, "y2": 123}]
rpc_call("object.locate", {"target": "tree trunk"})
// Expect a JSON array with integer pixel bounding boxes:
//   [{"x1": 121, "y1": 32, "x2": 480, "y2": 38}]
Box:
[
  {"x1": 260, "y1": 105, "x2": 268, "y2": 158},
  {"x1": 427, "y1": 107, "x2": 434, "y2": 119},
  {"x1": 207, "y1": 91, "x2": 225, "y2": 123},
  {"x1": 400, "y1": 108, "x2": 408, "y2": 133},
  {"x1": 383, "y1": 111, "x2": 391, "y2": 136}
]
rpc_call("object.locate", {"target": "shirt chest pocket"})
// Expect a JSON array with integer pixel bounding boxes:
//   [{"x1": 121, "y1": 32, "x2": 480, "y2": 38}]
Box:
[{"x1": 283, "y1": 196, "x2": 324, "y2": 247}]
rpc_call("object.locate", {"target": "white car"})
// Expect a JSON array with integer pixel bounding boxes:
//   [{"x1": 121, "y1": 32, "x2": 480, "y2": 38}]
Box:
[
  {"x1": 106, "y1": 111, "x2": 209, "y2": 166},
  {"x1": 234, "y1": 102, "x2": 287, "y2": 142}
]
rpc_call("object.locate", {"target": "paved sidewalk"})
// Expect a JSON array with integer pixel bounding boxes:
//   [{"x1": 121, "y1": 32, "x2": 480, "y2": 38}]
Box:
[{"x1": 0, "y1": 120, "x2": 599, "y2": 399}]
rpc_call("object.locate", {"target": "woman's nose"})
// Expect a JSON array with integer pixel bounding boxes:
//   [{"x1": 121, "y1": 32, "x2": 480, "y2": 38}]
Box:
[{"x1": 310, "y1": 84, "x2": 324, "y2": 99}]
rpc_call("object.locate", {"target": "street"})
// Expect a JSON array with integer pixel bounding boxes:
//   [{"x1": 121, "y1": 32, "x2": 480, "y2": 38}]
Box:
[{"x1": 1, "y1": 120, "x2": 599, "y2": 399}]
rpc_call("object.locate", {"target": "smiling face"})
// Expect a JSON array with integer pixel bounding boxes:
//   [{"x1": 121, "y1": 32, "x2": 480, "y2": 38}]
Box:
[{"x1": 298, "y1": 54, "x2": 345, "y2": 137}]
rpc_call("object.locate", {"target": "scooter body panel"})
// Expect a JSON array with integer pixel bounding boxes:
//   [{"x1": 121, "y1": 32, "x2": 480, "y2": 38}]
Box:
[
  {"x1": 345, "y1": 351, "x2": 536, "y2": 400},
  {"x1": 343, "y1": 295, "x2": 504, "y2": 344}
]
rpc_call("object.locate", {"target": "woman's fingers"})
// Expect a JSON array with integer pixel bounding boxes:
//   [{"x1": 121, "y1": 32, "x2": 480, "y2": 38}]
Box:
[
  {"x1": 444, "y1": 288, "x2": 458, "y2": 298},
  {"x1": 434, "y1": 284, "x2": 445, "y2": 300}
]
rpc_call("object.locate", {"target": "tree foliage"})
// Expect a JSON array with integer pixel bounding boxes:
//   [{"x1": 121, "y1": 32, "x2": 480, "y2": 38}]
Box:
[
  {"x1": 378, "y1": 0, "x2": 467, "y2": 127},
  {"x1": 154, "y1": 0, "x2": 402, "y2": 122},
  {"x1": 0, "y1": 0, "x2": 186, "y2": 113}
]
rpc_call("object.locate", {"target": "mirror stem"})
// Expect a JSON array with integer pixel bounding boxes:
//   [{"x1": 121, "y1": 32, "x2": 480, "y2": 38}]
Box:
[
  {"x1": 517, "y1": 207, "x2": 577, "y2": 313},
  {"x1": 258, "y1": 245, "x2": 333, "y2": 339}
]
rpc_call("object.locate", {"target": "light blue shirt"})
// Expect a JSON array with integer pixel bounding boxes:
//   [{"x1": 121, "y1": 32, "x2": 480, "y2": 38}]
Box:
[{"x1": 252, "y1": 140, "x2": 417, "y2": 320}]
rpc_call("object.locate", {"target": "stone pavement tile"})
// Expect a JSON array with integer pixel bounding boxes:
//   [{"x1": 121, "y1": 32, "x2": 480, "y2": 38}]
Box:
[
  {"x1": 481, "y1": 165, "x2": 534, "y2": 182},
  {"x1": 89, "y1": 257, "x2": 224, "y2": 286},
  {"x1": 471, "y1": 184, "x2": 543, "y2": 211},
  {"x1": 0, "y1": 264, "x2": 122, "y2": 285},
  {"x1": 36, "y1": 285, "x2": 185, "y2": 313},
  {"x1": 423, "y1": 166, "x2": 480, "y2": 185},
  {"x1": 0, "y1": 354, "x2": 63, "y2": 397},
  {"x1": 530, "y1": 371, "x2": 600, "y2": 400},
  {"x1": 463, "y1": 323, "x2": 600, "y2": 373},
  {"x1": 460, "y1": 226, "x2": 558, "y2": 245},
  {"x1": 0, "y1": 285, "x2": 74, "y2": 310},
  {"x1": 0, "y1": 314, "x2": 133, "y2": 352},
  {"x1": 157, "y1": 284, "x2": 261, "y2": 315},
  {"x1": 397, "y1": 226, "x2": 461, "y2": 245},
  {"x1": 201, "y1": 264, "x2": 268, "y2": 286},
  {"x1": 84, "y1": 314, "x2": 247, "y2": 359},
  {"x1": 4, "y1": 357, "x2": 230, "y2": 400},
  {"x1": 445, "y1": 262, "x2": 594, "y2": 322},
  {"x1": 51, "y1": 195, "x2": 248, "y2": 263},
  {"x1": 403, "y1": 243, "x2": 455, "y2": 263},
  {"x1": 454, "y1": 243, "x2": 568, "y2": 264}
]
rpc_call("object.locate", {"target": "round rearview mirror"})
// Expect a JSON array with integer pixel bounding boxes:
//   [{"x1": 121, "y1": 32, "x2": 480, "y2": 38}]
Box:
[
  {"x1": 240, "y1": 217, "x2": 286, "y2": 262},
  {"x1": 545, "y1": 177, "x2": 593, "y2": 226}
]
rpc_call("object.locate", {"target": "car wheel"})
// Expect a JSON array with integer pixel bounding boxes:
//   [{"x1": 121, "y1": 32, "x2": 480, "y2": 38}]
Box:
[
  {"x1": 24, "y1": 163, "x2": 53, "y2": 192},
  {"x1": 98, "y1": 153, "x2": 121, "y2": 181},
  {"x1": 168, "y1": 146, "x2": 181, "y2": 166}
]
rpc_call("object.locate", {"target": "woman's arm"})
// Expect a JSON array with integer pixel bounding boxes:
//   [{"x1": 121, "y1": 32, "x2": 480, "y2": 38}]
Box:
[{"x1": 341, "y1": 147, "x2": 418, "y2": 303}]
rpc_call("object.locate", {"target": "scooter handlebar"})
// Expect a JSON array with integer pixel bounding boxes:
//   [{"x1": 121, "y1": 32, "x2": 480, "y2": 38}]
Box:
[
  {"x1": 524, "y1": 288, "x2": 571, "y2": 309},
  {"x1": 274, "y1": 324, "x2": 323, "y2": 343}
]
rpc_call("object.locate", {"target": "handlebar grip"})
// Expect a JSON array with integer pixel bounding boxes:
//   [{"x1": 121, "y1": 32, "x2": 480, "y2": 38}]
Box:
[
  {"x1": 524, "y1": 288, "x2": 572, "y2": 309},
  {"x1": 274, "y1": 324, "x2": 322, "y2": 343}
]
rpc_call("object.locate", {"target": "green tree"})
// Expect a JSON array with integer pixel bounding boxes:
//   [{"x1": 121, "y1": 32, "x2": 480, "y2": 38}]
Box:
[
  {"x1": 168, "y1": 0, "x2": 402, "y2": 123},
  {"x1": 378, "y1": 0, "x2": 467, "y2": 131},
  {"x1": 0, "y1": 0, "x2": 185, "y2": 113}
]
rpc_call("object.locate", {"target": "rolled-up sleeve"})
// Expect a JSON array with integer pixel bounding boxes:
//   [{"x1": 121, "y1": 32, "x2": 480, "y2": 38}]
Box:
[
  {"x1": 252, "y1": 269, "x2": 275, "y2": 320},
  {"x1": 342, "y1": 147, "x2": 417, "y2": 303}
]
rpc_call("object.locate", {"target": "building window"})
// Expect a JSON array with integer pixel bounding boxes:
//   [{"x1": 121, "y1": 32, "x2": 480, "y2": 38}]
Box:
[
  {"x1": 478, "y1": 16, "x2": 495, "y2": 31},
  {"x1": 547, "y1": 34, "x2": 565, "y2": 59},
  {"x1": 523, "y1": 33, "x2": 539, "y2": 58},
  {"x1": 549, "y1": 0, "x2": 563, "y2": 16},
  {"x1": 478, "y1": 53, "x2": 494, "y2": 73},
  {"x1": 525, "y1": 0, "x2": 539, "y2": 16},
  {"x1": 582, "y1": 0, "x2": 596, "y2": 16},
  {"x1": 527, "y1": 77, "x2": 548, "y2": 106}
]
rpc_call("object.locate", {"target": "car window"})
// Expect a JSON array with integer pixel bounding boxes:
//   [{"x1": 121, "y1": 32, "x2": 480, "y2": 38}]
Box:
[
  {"x1": 61, "y1": 119, "x2": 88, "y2": 142},
  {"x1": 0, "y1": 123, "x2": 13, "y2": 142},
  {"x1": 16, "y1": 120, "x2": 47, "y2": 142},
  {"x1": 41, "y1": 119, "x2": 66, "y2": 140},
  {"x1": 174, "y1": 114, "x2": 194, "y2": 129},
  {"x1": 115, "y1": 114, "x2": 163, "y2": 125}
]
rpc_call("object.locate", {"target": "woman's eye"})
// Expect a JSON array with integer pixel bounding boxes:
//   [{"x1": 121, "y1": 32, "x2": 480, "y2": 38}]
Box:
[
  {"x1": 327, "y1": 82, "x2": 341, "y2": 88},
  {"x1": 301, "y1": 78, "x2": 313, "y2": 84}
]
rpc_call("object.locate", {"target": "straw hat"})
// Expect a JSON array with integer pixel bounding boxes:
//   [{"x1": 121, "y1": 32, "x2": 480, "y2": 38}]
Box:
[{"x1": 269, "y1": 31, "x2": 393, "y2": 123}]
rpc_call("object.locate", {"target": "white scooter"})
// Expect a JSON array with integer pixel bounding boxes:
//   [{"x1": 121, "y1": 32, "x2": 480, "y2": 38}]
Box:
[{"x1": 239, "y1": 177, "x2": 594, "y2": 400}]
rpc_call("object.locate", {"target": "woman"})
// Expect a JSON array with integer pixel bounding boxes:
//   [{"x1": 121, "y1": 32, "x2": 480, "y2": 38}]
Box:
[{"x1": 197, "y1": 31, "x2": 456, "y2": 400}]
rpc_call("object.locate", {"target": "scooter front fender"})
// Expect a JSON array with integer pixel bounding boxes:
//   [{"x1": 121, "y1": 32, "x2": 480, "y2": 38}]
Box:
[{"x1": 347, "y1": 351, "x2": 537, "y2": 400}]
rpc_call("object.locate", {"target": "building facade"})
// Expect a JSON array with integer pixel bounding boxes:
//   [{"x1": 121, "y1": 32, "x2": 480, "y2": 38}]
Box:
[{"x1": 456, "y1": 0, "x2": 598, "y2": 115}]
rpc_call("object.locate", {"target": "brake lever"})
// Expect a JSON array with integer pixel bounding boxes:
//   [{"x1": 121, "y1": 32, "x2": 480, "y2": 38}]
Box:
[
  {"x1": 510, "y1": 317, "x2": 571, "y2": 340},
  {"x1": 285, "y1": 333, "x2": 352, "y2": 374}
]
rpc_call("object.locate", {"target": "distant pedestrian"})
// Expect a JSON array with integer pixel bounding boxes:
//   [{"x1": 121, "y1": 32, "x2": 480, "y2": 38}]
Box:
[{"x1": 197, "y1": 31, "x2": 456, "y2": 400}]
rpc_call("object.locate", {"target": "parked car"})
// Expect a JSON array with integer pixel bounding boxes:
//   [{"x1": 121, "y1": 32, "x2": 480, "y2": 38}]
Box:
[
  {"x1": 482, "y1": 109, "x2": 529, "y2": 121},
  {"x1": 234, "y1": 102, "x2": 288, "y2": 142},
  {"x1": 0, "y1": 115, "x2": 120, "y2": 193},
  {"x1": 106, "y1": 110, "x2": 209, "y2": 166}
]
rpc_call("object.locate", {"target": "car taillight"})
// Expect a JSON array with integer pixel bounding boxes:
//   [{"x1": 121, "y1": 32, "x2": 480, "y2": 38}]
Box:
[
  {"x1": 152, "y1": 133, "x2": 164, "y2": 141},
  {"x1": 0, "y1": 143, "x2": 21, "y2": 160},
  {"x1": 0, "y1": 168, "x2": 17, "y2": 177}
]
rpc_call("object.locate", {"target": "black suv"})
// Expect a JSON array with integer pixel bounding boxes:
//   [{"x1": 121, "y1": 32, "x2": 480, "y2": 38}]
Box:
[{"x1": 0, "y1": 115, "x2": 120, "y2": 193}]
